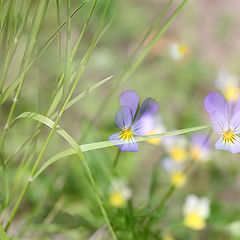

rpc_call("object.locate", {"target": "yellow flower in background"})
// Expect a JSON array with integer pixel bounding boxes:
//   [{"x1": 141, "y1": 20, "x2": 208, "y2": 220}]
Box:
[
  {"x1": 170, "y1": 147, "x2": 187, "y2": 163},
  {"x1": 183, "y1": 194, "x2": 210, "y2": 231},
  {"x1": 171, "y1": 171, "x2": 187, "y2": 187},
  {"x1": 147, "y1": 116, "x2": 166, "y2": 146},
  {"x1": 169, "y1": 42, "x2": 188, "y2": 61},
  {"x1": 162, "y1": 157, "x2": 187, "y2": 188},
  {"x1": 163, "y1": 135, "x2": 188, "y2": 163},
  {"x1": 215, "y1": 69, "x2": 240, "y2": 102},
  {"x1": 109, "y1": 179, "x2": 132, "y2": 208}
]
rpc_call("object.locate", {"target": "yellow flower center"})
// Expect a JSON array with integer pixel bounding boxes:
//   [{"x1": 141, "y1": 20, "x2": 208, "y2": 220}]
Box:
[
  {"x1": 147, "y1": 130, "x2": 161, "y2": 145},
  {"x1": 120, "y1": 129, "x2": 133, "y2": 142},
  {"x1": 224, "y1": 86, "x2": 240, "y2": 102},
  {"x1": 223, "y1": 130, "x2": 236, "y2": 144},
  {"x1": 109, "y1": 191, "x2": 126, "y2": 208},
  {"x1": 178, "y1": 45, "x2": 188, "y2": 55},
  {"x1": 184, "y1": 212, "x2": 206, "y2": 231},
  {"x1": 170, "y1": 147, "x2": 187, "y2": 162},
  {"x1": 171, "y1": 171, "x2": 187, "y2": 187},
  {"x1": 189, "y1": 146, "x2": 201, "y2": 160}
]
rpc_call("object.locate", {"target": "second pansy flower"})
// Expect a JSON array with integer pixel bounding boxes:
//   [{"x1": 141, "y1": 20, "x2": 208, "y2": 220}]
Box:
[{"x1": 109, "y1": 90, "x2": 159, "y2": 152}]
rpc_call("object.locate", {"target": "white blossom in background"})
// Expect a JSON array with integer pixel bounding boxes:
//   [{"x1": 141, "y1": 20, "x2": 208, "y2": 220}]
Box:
[
  {"x1": 168, "y1": 42, "x2": 188, "y2": 61},
  {"x1": 183, "y1": 194, "x2": 210, "y2": 231},
  {"x1": 215, "y1": 69, "x2": 240, "y2": 102},
  {"x1": 109, "y1": 179, "x2": 132, "y2": 208}
]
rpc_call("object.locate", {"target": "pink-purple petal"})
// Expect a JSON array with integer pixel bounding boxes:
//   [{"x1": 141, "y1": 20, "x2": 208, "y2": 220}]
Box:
[
  {"x1": 120, "y1": 136, "x2": 138, "y2": 152},
  {"x1": 204, "y1": 91, "x2": 227, "y2": 117},
  {"x1": 131, "y1": 116, "x2": 154, "y2": 136},
  {"x1": 120, "y1": 90, "x2": 139, "y2": 118},
  {"x1": 115, "y1": 106, "x2": 133, "y2": 129},
  {"x1": 135, "y1": 98, "x2": 159, "y2": 120},
  {"x1": 230, "y1": 110, "x2": 240, "y2": 134},
  {"x1": 210, "y1": 111, "x2": 228, "y2": 134}
]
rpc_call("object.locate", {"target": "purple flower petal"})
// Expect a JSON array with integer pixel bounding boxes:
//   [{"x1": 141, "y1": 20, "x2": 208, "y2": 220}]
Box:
[
  {"x1": 120, "y1": 136, "x2": 138, "y2": 152},
  {"x1": 210, "y1": 111, "x2": 228, "y2": 134},
  {"x1": 215, "y1": 135, "x2": 240, "y2": 154},
  {"x1": 190, "y1": 133, "x2": 210, "y2": 149},
  {"x1": 120, "y1": 90, "x2": 139, "y2": 118},
  {"x1": 230, "y1": 110, "x2": 240, "y2": 134},
  {"x1": 135, "y1": 98, "x2": 159, "y2": 121},
  {"x1": 108, "y1": 132, "x2": 138, "y2": 152},
  {"x1": 131, "y1": 116, "x2": 154, "y2": 136},
  {"x1": 204, "y1": 91, "x2": 227, "y2": 117},
  {"x1": 115, "y1": 106, "x2": 133, "y2": 129}
]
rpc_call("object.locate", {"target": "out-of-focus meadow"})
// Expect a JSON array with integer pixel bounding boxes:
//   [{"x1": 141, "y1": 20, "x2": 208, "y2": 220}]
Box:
[{"x1": 0, "y1": 0, "x2": 240, "y2": 239}]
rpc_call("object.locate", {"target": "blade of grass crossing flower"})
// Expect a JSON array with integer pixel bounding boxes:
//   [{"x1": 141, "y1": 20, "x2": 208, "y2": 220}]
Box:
[{"x1": 12, "y1": 111, "x2": 210, "y2": 180}]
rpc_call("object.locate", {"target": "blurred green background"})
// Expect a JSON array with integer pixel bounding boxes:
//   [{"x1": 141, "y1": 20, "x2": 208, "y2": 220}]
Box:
[{"x1": 1, "y1": 0, "x2": 240, "y2": 239}]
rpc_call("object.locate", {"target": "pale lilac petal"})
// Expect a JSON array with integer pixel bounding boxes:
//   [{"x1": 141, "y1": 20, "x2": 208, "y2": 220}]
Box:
[
  {"x1": 108, "y1": 132, "x2": 138, "y2": 152},
  {"x1": 120, "y1": 136, "x2": 138, "y2": 152},
  {"x1": 115, "y1": 106, "x2": 133, "y2": 129},
  {"x1": 135, "y1": 98, "x2": 159, "y2": 121},
  {"x1": 204, "y1": 91, "x2": 227, "y2": 117},
  {"x1": 131, "y1": 116, "x2": 154, "y2": 136},
  {"x1": 230, "y1": 111, "x2": 240, "y2": 134},
  {"x1": 215, "y1": 135, "x2": 240, "y2": 154},
  {"x1": 210, "y1": 111, "x2": 228, "y2": 134},
  {"x1": 120, "y1": 90, "x2": 139, "y2": 117},
  {"x1": 190, "y1": 134, "x2": 210, "y2": 150}
]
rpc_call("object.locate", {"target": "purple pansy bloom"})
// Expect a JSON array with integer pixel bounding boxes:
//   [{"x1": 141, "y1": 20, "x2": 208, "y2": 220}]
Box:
[
  {"x1": 204, "y1": 91, "x2": 240, "y2": 153},
  {"x1": 109, "y1": 90, "x2": 159, "y2": 152},
  {"x1": 189, "y1": 134, "x2": 211, "y2": 161}
]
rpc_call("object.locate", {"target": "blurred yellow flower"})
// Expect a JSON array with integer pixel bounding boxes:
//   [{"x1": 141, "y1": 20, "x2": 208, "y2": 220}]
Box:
[
  {"x1": 147, "y1": 130, "x2": 162, "y2": 145},
  {"x1": 109, "y1": 179, "x2": 132, "y2": 208},
  {"x1": 224, "y1": 86, "x2": 240, "y2": 102},
  {"x1": 184, "y1": 211, "x2": 206, "y2": 230},
  {"x1": 183, "y1": 194, "x2": 210, "y2": 231},
  {"x1": 171, "y1": 171, "x2": 187, "y2": 187},
  {"x1": 215, "y1": 69, "x2": 240, "y2": 103},
  {"x1": 170, "y1": 147, "x2": 187, "y2": 163},
  {"x1": 109, "y1": 191, "x2": 126, "y2": 208}
]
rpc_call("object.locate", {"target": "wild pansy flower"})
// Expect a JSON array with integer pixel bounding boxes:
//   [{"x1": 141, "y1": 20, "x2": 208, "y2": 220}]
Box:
[
  {"x1": 215, "y1": 69, "x2": 240, "y2": 102},
  {"x1": 204, "y1": 91, "x2": 240, "y2": 153},
  {"x1": 162, "y1": 157, "x2": 187, "y2": 187},
  {"x1": 162, "y1": 135, "x2": 188, "y2": 163},
  {"x1": 108, "y1": 179, "x2": 132, "y2": 208},
  {"x1": 147, "y1": 115, "x2": 166, "y2": 145},
  {"x1": 189, "y1": 134, "x2": 211, "y2": 162},
  {"x1": 109, "y1": 90, "x2": 159, "y2": 152},
  {"x1": 168, "y1": 42, "x2": 188, "y2": 61},
  {"x1": 183, "y1": 194, "x2": 210, "y2": 231}
]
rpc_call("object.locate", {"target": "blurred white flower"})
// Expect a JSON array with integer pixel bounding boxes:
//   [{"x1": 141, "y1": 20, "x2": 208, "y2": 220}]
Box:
[
  {"x1": 147, "y1": 115, "x2": 166, "y2": 145},
  {"x1": 215, "y1": 69, "x2": 240, "y2": 102},
  {"x1": 109, "y1": 179, "x2": 132, "y2": 208},
  {"x1": 168, "y1": 42, "x2": 188, "y2": 61},
  {"x1": 162, "y1": 135, "x2": 188, "y2": 163},
  {"x1": 183, "y1": 194, "x2": 210, "y2": 231},
  {"x1": 162, "y1": 157, "x2": 187, "y2": 187},
  {"x1": 189, "y1": 134, "x2": 211, "y2": 162}
]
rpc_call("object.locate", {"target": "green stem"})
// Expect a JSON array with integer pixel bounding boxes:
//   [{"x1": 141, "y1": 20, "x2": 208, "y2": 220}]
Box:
[{"x1": 113, "y1": 149, "x2": 121, "y2": 168}]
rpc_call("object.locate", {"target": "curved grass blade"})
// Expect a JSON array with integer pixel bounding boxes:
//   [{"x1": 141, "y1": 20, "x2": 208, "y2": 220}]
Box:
[
  {"x1": 0, "y1": 224, "x2": 9, "y2": 240},
  {"x1": 12, "y1": 111, "x2": 210, "y2": 180}
]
